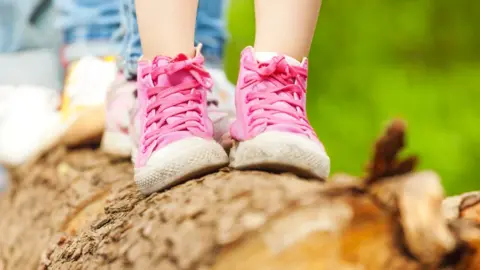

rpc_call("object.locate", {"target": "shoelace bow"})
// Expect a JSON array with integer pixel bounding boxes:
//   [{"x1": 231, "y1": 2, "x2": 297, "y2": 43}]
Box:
[
  {"x1": 242, "y1": 56, "x2": 313, "y2": 133},
  {"x1": 142, "y1": 56, "x2": 213, "y2": 149}
]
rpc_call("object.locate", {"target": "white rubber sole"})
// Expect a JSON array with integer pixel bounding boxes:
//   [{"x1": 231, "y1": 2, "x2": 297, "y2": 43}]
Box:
[
  {"x1": 135, "y1": 137, "x2": 229, "y2": 195},
  {"x1": 101, "y1": 131, "x2": 132, "y2": 157},
  {"x1": 229, "y1": 131, "x2": 331, "y2": 180}
]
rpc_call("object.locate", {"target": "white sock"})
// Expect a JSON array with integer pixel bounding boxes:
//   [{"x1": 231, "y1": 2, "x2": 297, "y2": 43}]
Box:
[{"x1": 255, "y1": 52, "x2": 301, "y2": 66}]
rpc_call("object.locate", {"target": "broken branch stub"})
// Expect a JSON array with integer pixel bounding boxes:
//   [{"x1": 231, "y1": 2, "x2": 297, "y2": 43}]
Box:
[{"x1": 365, "y1": 119, "x2": 418, "y2": 184}]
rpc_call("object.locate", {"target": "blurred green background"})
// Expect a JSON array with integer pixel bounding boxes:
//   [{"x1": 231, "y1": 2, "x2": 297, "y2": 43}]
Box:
[{"x1": 224, "y1": 0, "x2": 480, "y2": 195}]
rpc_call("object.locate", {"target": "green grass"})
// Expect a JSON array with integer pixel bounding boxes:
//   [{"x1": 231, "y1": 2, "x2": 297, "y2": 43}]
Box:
[{"x1": 224, "y1": 0, "x2": 480, "y2": 195}]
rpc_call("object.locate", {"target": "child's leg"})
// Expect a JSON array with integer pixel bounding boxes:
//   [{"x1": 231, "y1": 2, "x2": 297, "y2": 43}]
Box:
[
  {"x1": 254, "y1": 0, "x2": 321, "y2": 61},
  {"x1": 132, "y1": 0, "x2": 228, "y2": 195},
  {"x1": 229, "y1": 0, "x2": 330, "y2": 180},
  {"x1": 117, "y1": 0, "x2": 234, "y2": 150},
  {"x1": 135, "y1": 0, "x2": 198, "y2": 59}
]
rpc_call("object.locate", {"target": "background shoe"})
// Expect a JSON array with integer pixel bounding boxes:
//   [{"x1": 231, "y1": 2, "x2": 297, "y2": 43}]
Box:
[
  {"x1": 59, "y1": 56, "x2": 117, "y2": 146},
  {"x1": 205, "y1": 66, "x2": 236, "y2": 144},
  {"x1": 101, "y1": 74, "x2": 136, "y2": 157},
  {"x1": 0, "y1": 85, "x2": 62, "y2": 167},
  {"x1": 229, "y1": 47, "x2": 330, "y2": 179},
  {"x1": 133, "y1": 50, "x2": 228, "y2": 195}
]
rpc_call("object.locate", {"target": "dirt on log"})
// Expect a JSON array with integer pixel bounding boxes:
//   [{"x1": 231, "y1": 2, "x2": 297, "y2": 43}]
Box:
[{"x1": 1, "y1": 120, "x2": 480, "y2": 270}]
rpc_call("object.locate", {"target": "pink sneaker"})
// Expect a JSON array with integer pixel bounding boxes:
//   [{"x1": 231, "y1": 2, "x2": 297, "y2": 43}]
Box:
[
  {"x1": 229, "y1": 47, "x2": 330, "y2": 179},
  {"x1": 129, "y1": 67, "x2": 236, "y2": 155},
  {"x1": 101, "y1": 74, "x2": 136, "y2": 157},
  {"x1": 133, "y1": 49, "x2": 229, "y2": 194}
]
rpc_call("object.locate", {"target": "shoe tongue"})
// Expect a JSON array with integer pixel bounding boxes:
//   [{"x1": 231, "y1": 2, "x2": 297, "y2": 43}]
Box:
[
  {"x1": 151, "y1": 55, "x2": 170, "y2": 67},
  {"x1": 255, "y1": 52, "x2": 301, "y2": 66},
  {"x1": 151, "y1": 54, "x2": 197, "y2": 86}
]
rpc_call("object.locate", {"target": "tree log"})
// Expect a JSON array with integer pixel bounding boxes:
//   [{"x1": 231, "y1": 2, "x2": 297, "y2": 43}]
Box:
[{"x1": 1, "y1": 121, "x2": 480, "y2": 270}]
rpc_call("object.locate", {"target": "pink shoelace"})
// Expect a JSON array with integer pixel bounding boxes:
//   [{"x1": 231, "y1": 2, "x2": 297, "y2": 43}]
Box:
[
  {"x1": 242, "y1": 56, "x2": 314, "y2": 135},
  {"x1": 141, "y1": 55, "x2": 213, "y2": 150}
]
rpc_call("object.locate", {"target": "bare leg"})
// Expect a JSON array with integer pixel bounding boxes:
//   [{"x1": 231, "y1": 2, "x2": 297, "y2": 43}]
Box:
[
  {"x1": 253, "y1": 0, "x2": 322, "y2": 61},
  {"x1": 135, "y1": 0, "x2": 198, "y2": 59}
]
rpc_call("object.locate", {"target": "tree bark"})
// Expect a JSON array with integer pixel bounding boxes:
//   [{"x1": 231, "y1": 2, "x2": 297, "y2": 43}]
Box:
[{"x1": 1, "y1": 121, "x2": 480, "y2": 270}]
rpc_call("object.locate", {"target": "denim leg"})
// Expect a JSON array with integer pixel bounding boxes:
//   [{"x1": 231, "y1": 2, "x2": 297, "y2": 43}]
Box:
[
  {"x1": 117, "y1": 0, "x2": 129, "y2": 68},
  {"x1": 120, "y1": 0, "x2": 142, "y2": 79},
  {"x1": 0, "y1": 0, "x2": 58, "y2": 53},
  {"x1": 121, "y1": 0, "x2": 229, "y2": 77},
  {"x1": 55, "y1": 0, "x2": 122, "y2": 62},
  {"x1": 195, "y1": 0, "x2": 228, "y2": 67}
]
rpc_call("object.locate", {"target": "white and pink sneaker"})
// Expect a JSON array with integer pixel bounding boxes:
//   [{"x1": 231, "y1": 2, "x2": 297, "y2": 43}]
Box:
[
  {"x1": 101, "y1": 74, "x2": 136, "y2": 157},
  {"x1": 229, "y1": 47, "x2": 330, "y2": 179},
  {"x1": 205, "y1": 66, "x2": 236, "y2": 144},
  {"x1": 133, "y1": 48, "x2": 229, "y2": 194}
]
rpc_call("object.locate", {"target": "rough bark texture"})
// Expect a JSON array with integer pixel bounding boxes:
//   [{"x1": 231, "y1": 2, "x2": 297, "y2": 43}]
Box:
[{"x1": 1, "y1": 120, "x2": 480, "y2": 270}]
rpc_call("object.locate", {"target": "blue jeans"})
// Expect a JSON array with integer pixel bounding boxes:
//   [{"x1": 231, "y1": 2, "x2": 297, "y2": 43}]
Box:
[
  {"x1": 0, "y1": 0, "x2": 58, "y2": 53},
  {"x1": 54, "y1": 0, "x2": 122, "y2": 62},
  {"x1": 0, "y1": 0, "x2": 61, "y2": 89},
  {"x1": 0, "y1": 0, "x2": 121, "y2": 61},
  {"x1": 1, "y1": 0, "x2": 227, "y2": 71},
  {"x1": 121, "y1": 0, "x2": 228, "y2": 78}
]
